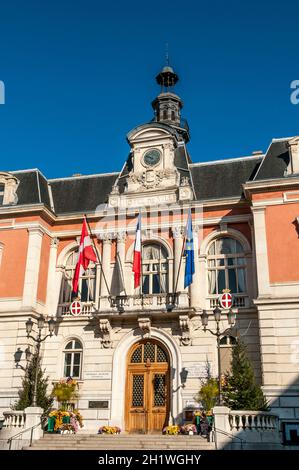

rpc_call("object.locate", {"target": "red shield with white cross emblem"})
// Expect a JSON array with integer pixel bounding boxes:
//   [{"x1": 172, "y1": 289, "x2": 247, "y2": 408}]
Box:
[
  {"x1": 70, "y1": 300, "x2": 82, "y2": 316},
  {"x1": 219, "y1": 292, "x2": 233, "y2": 309}
]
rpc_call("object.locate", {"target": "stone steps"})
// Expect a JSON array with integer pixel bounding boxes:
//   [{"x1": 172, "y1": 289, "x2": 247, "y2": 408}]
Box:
[{"x1": 24, "y1": 434, "x2": 215, "y2": 450}]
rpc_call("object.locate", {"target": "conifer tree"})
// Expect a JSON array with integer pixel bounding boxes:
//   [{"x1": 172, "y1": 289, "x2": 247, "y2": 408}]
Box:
[
  {"x1": 222, "y1": 340, "x2": 268, "y2": 410},
  {"x1": 14, "y1": 351, "x2": 53, "y2": 413}
]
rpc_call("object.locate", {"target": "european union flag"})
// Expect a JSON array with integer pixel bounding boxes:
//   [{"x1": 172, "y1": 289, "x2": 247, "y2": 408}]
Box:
[{"x1": 184, "y1": 210, "x2": 195, "y2": 288}]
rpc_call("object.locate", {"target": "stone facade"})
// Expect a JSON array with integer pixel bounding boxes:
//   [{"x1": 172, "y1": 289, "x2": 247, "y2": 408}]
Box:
[{"x1": 0, "y1": 66, "x2": 298, "y2": 435}]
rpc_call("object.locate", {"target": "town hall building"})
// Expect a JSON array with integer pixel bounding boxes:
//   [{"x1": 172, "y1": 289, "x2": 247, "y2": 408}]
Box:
[{"x1": 0, "y1": 65, "x2": 299, "y2": 435}]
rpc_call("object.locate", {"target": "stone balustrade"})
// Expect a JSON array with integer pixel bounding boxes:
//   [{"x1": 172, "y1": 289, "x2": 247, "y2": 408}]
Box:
[
  {"x1": 3, "y1": 411, "x2": 26, "y2": 429},
  {"x1": 58, "y1": 293, "x2": 190, "y2": 317},
  {"x1": 213, "y1": 406, "x2": 282, "y2": 450},
  {"x1": 229, "y1": 411, "x2": 278, "y2": 432},
  {"x1": 58, "y1": 302, "x2": 96, "y2": 317},
  {"x1": 0, "y1": 407, "x2": 43, "y2": 450}
]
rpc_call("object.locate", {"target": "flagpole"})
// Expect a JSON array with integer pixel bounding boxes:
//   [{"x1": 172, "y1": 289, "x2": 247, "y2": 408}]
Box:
[
  {"x1": 116, "y1": 251, "x2": 127, "y2": 297},
  {"x1": 173, "y1": 233, "x2": 186, "y2": 295},
  {"x1": 173, "y1": 209, "x2": 191, "y2": 295},
  {"x1": 84, "y1": 214, "x2": 111, "y2": 299}
]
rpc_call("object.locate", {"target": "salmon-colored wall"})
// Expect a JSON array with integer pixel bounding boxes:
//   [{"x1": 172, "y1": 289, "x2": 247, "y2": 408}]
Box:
[
  {"x1": 266, "y1": 204, "x2": 299, "y2": 283},
  {"x1": 37, "y1": 234, "x2": 51, "y2": 303},
  {"x1": 0, "y1": 229, "x2": 28, "y2": 297}
]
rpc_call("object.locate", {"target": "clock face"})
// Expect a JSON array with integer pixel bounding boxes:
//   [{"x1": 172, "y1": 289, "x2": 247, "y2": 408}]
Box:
[{"x1": 143, "y1": 149, "x2": 161, "y2": 167}]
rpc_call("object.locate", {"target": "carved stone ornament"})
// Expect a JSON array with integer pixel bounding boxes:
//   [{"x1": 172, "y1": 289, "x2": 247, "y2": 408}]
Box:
[
  {"x1": 50, "y1": 237, "x2": 59, "y2": 248},
  {"x1": 180, "y1": 176, "x2": 190, "y2": 186},
  {"x1": 0, "y1": 172, "x2": 19, "y2": 205},
  {"x1": 179, "y1": 314, "x2": 192, "y2": 346},
  {"x1": 98, "y1": 318, "x2": 112, "y2": 348},
  {"x1": 111, "y1": 184, "x2": 119, "y2": 194},
  {"x1": 138, "y1": 317, "x2": 151, "y2": 338},
  {"x1": 172, "y1": 225, "x2": 185, "y2": 239},
  {"x1": 128, "y1": 168, "x2": 176, "y2": 190}
]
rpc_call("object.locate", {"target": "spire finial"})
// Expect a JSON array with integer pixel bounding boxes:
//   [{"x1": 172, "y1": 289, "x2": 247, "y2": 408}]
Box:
[{"x1": 165, "y1": 42, "x2": 169, "y2": 66}]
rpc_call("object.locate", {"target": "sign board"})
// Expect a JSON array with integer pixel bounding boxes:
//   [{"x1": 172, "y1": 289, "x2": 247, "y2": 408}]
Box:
[
  {"x1": 185, "y1": 399, "x2": 200, "y2": 409},
  {"x1": 70, "y1": 300, "x2": 82, "y2": 316},
  {"x1": 185, "y1": 363, "x2": 209, "y2": 378},
  {"x1": 88, "y1": 401, "x2": 109, "y2": 409},
  {"x1": 219, "y1": 292, "x2": 233, "y2": 309},
  {"x1": 84, "y1": 371, "x2": 111, "y2": 380}
]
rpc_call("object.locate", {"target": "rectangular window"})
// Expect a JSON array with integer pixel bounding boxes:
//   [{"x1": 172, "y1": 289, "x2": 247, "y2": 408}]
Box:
[{"x1": 0, "y1": 183, "x2": 4, "y2": 205}]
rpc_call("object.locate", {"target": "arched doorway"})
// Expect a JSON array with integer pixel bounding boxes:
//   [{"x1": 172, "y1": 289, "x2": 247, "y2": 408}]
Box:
[{"x1": 125, "y1": 339, "x2": 170, "y2": 433}]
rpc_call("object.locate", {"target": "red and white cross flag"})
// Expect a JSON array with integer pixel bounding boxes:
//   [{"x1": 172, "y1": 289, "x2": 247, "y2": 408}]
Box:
[
  {"x1": 72, "y1": 217, "x2": 97, "y2": 295},
  {"x1": 132, "y1": 214, "x2": 142, "y2": 289}
]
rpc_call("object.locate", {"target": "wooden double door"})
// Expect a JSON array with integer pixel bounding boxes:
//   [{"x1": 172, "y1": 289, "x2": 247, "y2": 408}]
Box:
[{"x1": 125, "y1": 340, "x2": 170, "y2": 434}]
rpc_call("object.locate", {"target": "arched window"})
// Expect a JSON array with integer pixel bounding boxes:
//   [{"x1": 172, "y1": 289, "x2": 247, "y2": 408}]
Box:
[
  {"x1": 207, "y1": 237, "x2": 247, "y2": 295},
  {"x1": 142, "y1": 243, "x2": 168, "y2": 294},
  {"x1": 63, "y1": 339, "x2": 83, "y2": 378},
  {"x1": 220, "y1": 335, "x2": 237, "y2": 375},
  {"x1": 130, "y1": 342, "x2": 168, "y2": 364},
  {"x1": 61, "y1": 250, "x2": 96, "y2": 303}
]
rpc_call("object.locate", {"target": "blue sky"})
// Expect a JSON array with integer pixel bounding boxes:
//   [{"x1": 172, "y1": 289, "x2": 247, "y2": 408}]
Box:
[{"x1": 0, "y1": 0, "x2": 298, "y2": 178}]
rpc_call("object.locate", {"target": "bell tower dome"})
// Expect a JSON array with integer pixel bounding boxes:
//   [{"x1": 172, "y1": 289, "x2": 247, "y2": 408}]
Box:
[{"x1": 151, "y1": 63, "x2": 189, "y2": 142}]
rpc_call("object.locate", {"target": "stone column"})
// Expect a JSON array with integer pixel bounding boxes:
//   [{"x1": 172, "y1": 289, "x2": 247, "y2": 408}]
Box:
[
  {"x1": 172, "y1": 225, "x2": 188, "y2": 307},
  {"x1": 190, "y1": 225, "x2": 201, "y2": 309},
  {"x1": 212, "y1": 406, "x2": 231, "y2": 449},
  {"x1": 45, "y1": 237, "x2": 60, "y2": 316},
  {"x1": 251, "y1": 207, "x2": 270, "y2": 296},
  {"x1": 22, "y1": 227, "x2": 44, "y2": 308},
  {"x1": 100, "y1": 233, "x2": 113, "y2": 297},
  {"x1": 23, "y1": 407, "x2": 43, "y2": 441},
  {"x1": 116, "y1": 231, "x2": 126, "y2": 295},
  {"x1": 172, "y1": 225, "x2": 185, "y2": 293}
]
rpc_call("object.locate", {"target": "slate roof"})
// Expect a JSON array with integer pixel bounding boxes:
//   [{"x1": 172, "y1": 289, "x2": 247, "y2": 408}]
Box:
[
  {"x1": 6, "y1": 135, "x2": 298, "y2": 214},
  {"x1": 49, "y1": 173, "x2": 118, "y2": 214},
  {"x1": 189, "y1": 156, "x2": 262, "y2": 201},
  {"x1": 253, "y1": 139, "x2": 290, "y2": 181},
  {"x1": 11, "y1": 170, "x2": 51, "y2": 208}
]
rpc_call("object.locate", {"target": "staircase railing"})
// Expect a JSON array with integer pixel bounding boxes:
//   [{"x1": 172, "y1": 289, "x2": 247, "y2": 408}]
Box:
[
  {"x1": 7, "y1": 418, "x2": 46, "y2": 450},
  {"x1": 212, "y1": 426, "x2": 246, "y2": 450}
]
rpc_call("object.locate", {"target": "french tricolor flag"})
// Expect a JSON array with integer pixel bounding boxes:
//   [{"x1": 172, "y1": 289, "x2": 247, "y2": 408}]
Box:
[
  {"x1": 133, "y1": 213, "x2": 142, "y2": 289},
  {"x1": 72, "y1": 217, "x2": 97, "y2": 295}
]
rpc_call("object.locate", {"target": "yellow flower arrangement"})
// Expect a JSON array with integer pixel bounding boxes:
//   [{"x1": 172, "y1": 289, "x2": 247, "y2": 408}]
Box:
[
  {"x1": 98, "y1": 425, "x2": 121, "y2": 434},
  {"x1": 162, "y1": 425, "x2": 181, "y2": 435}
]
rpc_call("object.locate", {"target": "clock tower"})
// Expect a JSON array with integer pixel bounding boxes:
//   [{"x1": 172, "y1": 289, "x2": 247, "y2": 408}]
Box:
[{"x1": 108, "y1": 63, "x2": 193, "y2": 209}]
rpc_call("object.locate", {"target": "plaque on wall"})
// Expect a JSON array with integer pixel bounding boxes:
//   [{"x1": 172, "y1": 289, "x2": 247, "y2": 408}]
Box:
[
  {"x1": 84, "y1": 371, "x2": 111, "y2": 380},
  {"x1": 185, "y1": 363, "x2": 209, "y2": 378},
  {"x1": 88, "y1": 401, "x2": 109, "y2": 409}
]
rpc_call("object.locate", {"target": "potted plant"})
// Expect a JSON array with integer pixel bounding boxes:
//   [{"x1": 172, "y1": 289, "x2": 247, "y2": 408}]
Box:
[
  {"x1": 51, "y1": 377, "x2": 79, "y2": 411},
  {"x1": 47, "y1": 409, "x2": 83, "y2": 433}
]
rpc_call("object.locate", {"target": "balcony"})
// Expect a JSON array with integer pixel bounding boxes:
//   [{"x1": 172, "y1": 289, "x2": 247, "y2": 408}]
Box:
[
  {"x1": 208, "y1": 294, "x2": 250, "y2": 309},
  {"x1": 57, "y1": 302, "x2": 96, "y2": 317},
  {"x1": 57, "y1": 293, "x2": 190, "y2": 317}
]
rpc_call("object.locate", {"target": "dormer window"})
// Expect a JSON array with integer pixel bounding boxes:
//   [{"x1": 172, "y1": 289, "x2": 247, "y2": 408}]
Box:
[{"x1": 0, "y1": 184, "x2": 4, "y2": 205}]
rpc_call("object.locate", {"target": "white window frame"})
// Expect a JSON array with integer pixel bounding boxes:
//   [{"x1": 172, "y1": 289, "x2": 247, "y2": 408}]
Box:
[
  {"x1": 63, "y1": 339, "x2": 83, "y2": 379},
  {"x1": 60, "y1": 250, "x2": 96, "y2": 303},
  {"x1": 142, "y1": 243, "x2": 168, "y2": 295},
  {"x1": 207, "y1": 237, "x2": 247, "y2": 295}
]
